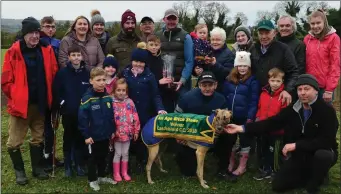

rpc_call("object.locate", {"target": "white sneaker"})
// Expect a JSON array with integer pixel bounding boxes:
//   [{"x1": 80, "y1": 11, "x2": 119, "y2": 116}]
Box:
[
  {"x1": 89, "y1": 181, "x2": 100, "y2": 191},
  {"x1": 98, "y1": 177, "x2": 117, "y2": 185}
]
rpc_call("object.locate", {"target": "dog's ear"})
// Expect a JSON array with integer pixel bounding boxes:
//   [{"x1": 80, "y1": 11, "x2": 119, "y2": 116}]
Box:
[{"x1": 213, "y1": 109, "x2": 219, "y2": 116}]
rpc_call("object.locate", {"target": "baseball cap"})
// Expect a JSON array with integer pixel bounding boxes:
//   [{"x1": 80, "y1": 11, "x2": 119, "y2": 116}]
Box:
[
  {"x1": 164, "y1": 9, "x2": 179, "y2": 18},
  {"x1": 257, "y1": 19, "x2": 275, "y2": 31},
  {"x1": 198, "y1": 71, "x2": 217, "y2": 84},
  {"x1": 140, "y1": 16, "x2": 154, "y2": 24}
]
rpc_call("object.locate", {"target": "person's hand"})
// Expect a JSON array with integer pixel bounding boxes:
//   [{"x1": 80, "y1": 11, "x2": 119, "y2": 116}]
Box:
[
  {"x1": 133, "y1": 133, "x2": 139, "y2": 141},
  {"x1": 176, "y1": 139, "x2": 187, "y2": 145},
  {"x1": 282, "y1": 143, "x2": 296, "y2": 157},
  {"x1": 158, "y1": 110, "x2": 167, "y2": 115},
  {"x1": 85, "y1": 137, "x2": 94, "y2": 145},
  {"x1": 246, "y1": 119, "x2": 253, "y2": 123},
  {"x1": 159, "y1": 78, "x2": 173, "y2": 85},
  {"x1": 279, "y1": 90, "x2": 292, "y2": 106},
  {"x1": 255, "y1": 117, "x2": 260, "y2": 122},
  {"x1": 194, "y1": 67, "x2": 203, "y2": 76},
  {"x1": 111, "y1": 133, "x2": 115, "y2": 139},
  {"x1": 323, "y1": 91, "x2": 333, "y2": 103},
  {"x1": 209, "y1": 57, "x2": 217, "y2": 65},
  {"x1": 223, "y1": 124, "x2": 244, "y2": 134},
  {"x1": 173, "y1": 82, "x2": 182, "y2": 91}
]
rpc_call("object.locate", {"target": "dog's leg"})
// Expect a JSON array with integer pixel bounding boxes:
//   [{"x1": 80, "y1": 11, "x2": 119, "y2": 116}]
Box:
[
  {"x1": 196, "y1": 146, "x2": 209, "y2": 189},
  {"x1": 155, "y1": 155, "x2": 168, "y2": 173},
  {"x1": 146, "y1": 144, "x2": 159, "y2": 184}
]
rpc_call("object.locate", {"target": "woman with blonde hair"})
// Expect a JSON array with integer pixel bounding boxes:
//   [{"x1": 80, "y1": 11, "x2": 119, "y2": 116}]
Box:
[
  {"x1": 59, "y1": 15, "x2": 104, "y2": 70},
  {"x1": 304, "y1": 10, "x2": 340, "y2": 103}
]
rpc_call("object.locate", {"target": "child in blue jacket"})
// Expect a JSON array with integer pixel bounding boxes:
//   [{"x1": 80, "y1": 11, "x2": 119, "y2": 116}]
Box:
[
  {"x1": 121, "y1": 42, "x2": 167, "y2": 174},
  {"x1": 78, "y1": 67, "x2": 117, "y2": 191},
  {"x1": 222, "y1": 51, "x2": 260, "y2": 176}
]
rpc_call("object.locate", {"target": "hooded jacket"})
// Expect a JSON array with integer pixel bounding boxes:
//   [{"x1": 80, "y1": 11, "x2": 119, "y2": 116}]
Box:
[{"x1": 304, "y1": 27, "x2": 340, "y2": 92}]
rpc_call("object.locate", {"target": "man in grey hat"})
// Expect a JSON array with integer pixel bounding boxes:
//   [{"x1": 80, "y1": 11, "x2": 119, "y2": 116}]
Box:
[
  {"x1": 155, "y1": 8, "x2": 194, "y2": 112},
  {"x1": 140, "y1": 16, "x2": 155, "y2": 42},
  {"x1": 225, "y1": 74, "x2": 339, "y2": 194}
]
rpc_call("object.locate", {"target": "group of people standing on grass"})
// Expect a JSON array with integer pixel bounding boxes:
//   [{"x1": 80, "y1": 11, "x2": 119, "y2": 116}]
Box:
[{"x1": 2, "y1": 6, "x2": 340, "y2": 194}]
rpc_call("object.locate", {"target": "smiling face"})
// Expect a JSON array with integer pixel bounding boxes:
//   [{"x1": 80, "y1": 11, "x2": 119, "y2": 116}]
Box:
[
  {"x1": 24, "y1": 31, "x2": 40, "y2": 48},
  {"x1": 237, "y1": 65, "x2": 249, "y2": 76},
  {"x1": 309, "y1": 16, "x2": 324, "y2": 35},
  {"x1": 68, "y1": 52, "x2": 82, "y2": 66},
  {"x1": 210, "y1": 34, "x2": 225, "y2": 50},
  {"x1": 140, "y1": 21, "x2": 155, "y2": 35},
  {"x1": 114, "y1": 83, "x2": 128, "y2": 100},
  {"x1": 258, "y1": 29, "x2": 275, "y2": 46},
  {"x1": 123, "y1": 20, "x2": 136, "y2": 33},
  {"x1": 93, "y1": 23, "x2": 104, "y2": 36},
  {"x1": 236, "y1": 31, "x2": 248, "y2": 45},
  {"x1": 198, "y1": 81, "x2": 217, "y2": 96},
  {"x1": 74, "y1": 18, "x2": 89, "y2": 36},
  {"x1": 163, "y1": 15, "x2": 178, "y2": 30},
  {"x1": 147, "y1": 41, "x2": 160, "y2": 55},
  {"x1": 278, "y1": 17, "x2": 294, "y2": 37}
]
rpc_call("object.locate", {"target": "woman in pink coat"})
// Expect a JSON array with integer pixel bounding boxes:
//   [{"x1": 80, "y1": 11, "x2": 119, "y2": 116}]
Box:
[{"x1": 304, "y1": 10, "x2": 340, "y2": 103}]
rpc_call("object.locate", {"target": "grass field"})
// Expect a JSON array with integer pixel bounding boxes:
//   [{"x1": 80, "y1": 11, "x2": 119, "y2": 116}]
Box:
[{"x1": 1, "y1": 48, "x2": 340, "y2": 193}]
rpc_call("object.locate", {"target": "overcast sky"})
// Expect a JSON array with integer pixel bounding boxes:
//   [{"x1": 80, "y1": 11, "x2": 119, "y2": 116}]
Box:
[{"x1": 1, "y1": 1, "x2": 340, "y2": 25}]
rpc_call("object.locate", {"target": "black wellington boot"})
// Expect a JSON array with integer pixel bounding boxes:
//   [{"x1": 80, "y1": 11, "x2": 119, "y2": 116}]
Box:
[
  {"x1": 8, "y1": 148, "x2": 28, "y2": 185},
  {"x1": 29, "y1": 144, "x2": 49, "y2": 180}
]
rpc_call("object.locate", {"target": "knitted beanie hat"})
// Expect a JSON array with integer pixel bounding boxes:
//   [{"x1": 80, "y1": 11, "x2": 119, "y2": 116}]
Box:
[
  {"x1": 234, "y1": 25, "x2": 251, "y2": 41},
  {"x1": 121, "y1": 9, "x2": 136, "y2": 27},
  {"x1": 295, "y1": 74, "x2": 320, "y2": 91},
  {"x1": 103, "y1": 54, "x2": 118, "y2": 69},
  {"x1": 131, "y1": 42, "x2": 148, "y2": 63},
  {"x1": 90, "y1": 10, "x2": 105, "y2": 28},
  {"x1": 22, "y1": 17, "x2": 40, "y2": 36}
]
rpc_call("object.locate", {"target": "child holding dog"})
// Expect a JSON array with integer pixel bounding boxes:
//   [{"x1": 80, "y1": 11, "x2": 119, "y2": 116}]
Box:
[
  {"x1": 222, "y1": 51, "x2": 260, "y2": 176},
  {"x1": 253, "y1": 67, "x2": 287, "y2": 181},
  {"x1": 121, "y1": 42, "x2": 167, "y2": 174},
  {"x1": 78, "y1": 67, "x2": 117, "y2": 191},
  {"x1": 111, "y1": 78, "x2": 140, "y2": 182}
]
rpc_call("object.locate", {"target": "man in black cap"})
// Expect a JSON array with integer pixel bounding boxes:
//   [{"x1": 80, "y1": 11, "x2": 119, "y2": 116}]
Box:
[
  {"x1": 140, "y1": 16, "x2": 155, "y2": 42},
  {"x1": 249, "y1": 19, "x2": 299, "y2": 106},
  {"x1": 225, "y1": 74, "x2": 339, "y2": 194},
  {"x1": 174, "y1": 71, "x2": 237, "y2": 182},
  {"x1": 2, "y1": 17, "x2": 58, "y2": 185}
]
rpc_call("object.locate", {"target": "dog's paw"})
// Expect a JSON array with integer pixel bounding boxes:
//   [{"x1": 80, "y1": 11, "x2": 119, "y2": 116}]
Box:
[
  {"x1": 148, "y1": 181, "x2": 155, "y2": 184},
  {"x1": 203, "y1": 180, "x2": 207, "y2": 184},
  {"x1": 201, "y1": 183, "x2": 209, "y2": 189},
  {"x1": 160, "y1": 169, "x2": 168, "y2": 173}
]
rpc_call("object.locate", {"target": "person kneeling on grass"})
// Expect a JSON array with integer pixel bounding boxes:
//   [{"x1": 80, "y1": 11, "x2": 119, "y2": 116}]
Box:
[
  {"x1": 78, "y1": 67, "x2": 117, "y2": 191},
  {"x1": 225, "y1": 74, "x2": 339, "y2": 194}
]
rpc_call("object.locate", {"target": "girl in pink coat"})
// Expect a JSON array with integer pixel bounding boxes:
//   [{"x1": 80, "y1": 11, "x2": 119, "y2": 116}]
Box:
[
  {"x1": 304, "y1": 10, "x2": 340, "y2": 103},
  {"x1": 111, "y1": 78, "x2": 140, "y2": 182}
]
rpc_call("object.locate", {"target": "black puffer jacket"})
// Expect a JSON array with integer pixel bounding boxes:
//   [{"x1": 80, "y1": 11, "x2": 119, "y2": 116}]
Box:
[
  {"x1": 249, "y1": 40, "x2": 299, "y2": 93},
  {"x1": 277, "y1": 33, "x2": 306, "y2": 75}
]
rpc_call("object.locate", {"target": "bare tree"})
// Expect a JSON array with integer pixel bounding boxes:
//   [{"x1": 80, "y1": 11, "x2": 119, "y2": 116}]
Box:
[
  {"x1": 255, "y1": 10, "x2": 277, "y2": 25},
  {"x1": 274, "y1": 1, "x2": 304, "y2": 18},
  {"x1": 172, "y1": 1, "x2": 191, "y2": 24},
  {"x1": 234, "y1": 12, "x2": 248, "y2": 25},
  {"x1": 202, "y1": 2, "x2": 219, "y2": 31}
]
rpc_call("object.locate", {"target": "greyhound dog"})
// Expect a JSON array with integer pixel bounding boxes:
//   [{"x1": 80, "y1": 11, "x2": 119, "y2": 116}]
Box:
[{"x1": 141, "y1": 109, "x2": 232, "y2": 189}]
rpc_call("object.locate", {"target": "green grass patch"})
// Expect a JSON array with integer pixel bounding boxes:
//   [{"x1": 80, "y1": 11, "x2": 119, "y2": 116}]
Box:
[{"x1": 1, "y1": 108, "x2": 340, "y2": 193}]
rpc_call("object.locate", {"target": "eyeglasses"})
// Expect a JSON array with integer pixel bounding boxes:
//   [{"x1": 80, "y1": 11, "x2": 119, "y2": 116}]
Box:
[{"x1": 42, "y1": 25, "x2": 56, "y2": 29}]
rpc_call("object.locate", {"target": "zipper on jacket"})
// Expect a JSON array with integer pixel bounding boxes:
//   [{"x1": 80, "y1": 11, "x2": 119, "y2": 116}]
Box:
[
  {"x1": 169, "y1": 31, "x2": 172, "y2": 42},
  {"x1": 266, "y1": 93, "x2": 273, "y2": 118},
  {"x1": 298, "y1": 108, "x2": 313, "y2": 133},
  {"x1": 231, "y1": 85, "x2": 238, "y2": 114}
]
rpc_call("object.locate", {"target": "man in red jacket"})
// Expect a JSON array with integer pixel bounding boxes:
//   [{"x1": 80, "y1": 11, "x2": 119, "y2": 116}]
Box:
[{"x1": 1, "y1": 17, "x2": 58, "y2": 185}]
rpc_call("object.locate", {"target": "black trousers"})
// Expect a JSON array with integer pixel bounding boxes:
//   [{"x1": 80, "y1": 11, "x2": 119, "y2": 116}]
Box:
[
  {"x1": 272, "y1": 149, "x2": 337, "y2": 193},
  {"x1": 87, "y1": 139, "x2": 109, "y2": 182},
  {"x1": 176, "y1": 145, "x2": 197, "y2": 176},
  {"x1": 258, "y1": 134, "x2": 284, "y2": 172},
  {"x1": 62, "y1": 115, "x2": 85, "y2": 152},
  {"x1": 214, "y1": 133, "x2": 237, "y2": 172}
]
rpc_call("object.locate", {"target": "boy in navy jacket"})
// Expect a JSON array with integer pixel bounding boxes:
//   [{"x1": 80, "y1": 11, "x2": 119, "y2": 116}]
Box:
[
  {"x1": 52, "y1": 45, "x2": 90, "y2": 177},
  {"x1": 78, "y1": 67, "x2": 117, "y2": 191}
]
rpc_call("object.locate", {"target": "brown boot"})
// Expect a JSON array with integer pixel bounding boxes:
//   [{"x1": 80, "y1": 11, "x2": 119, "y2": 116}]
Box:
[{"x1": 232, "y1": 152, "x2": 249, "y2": 176}]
